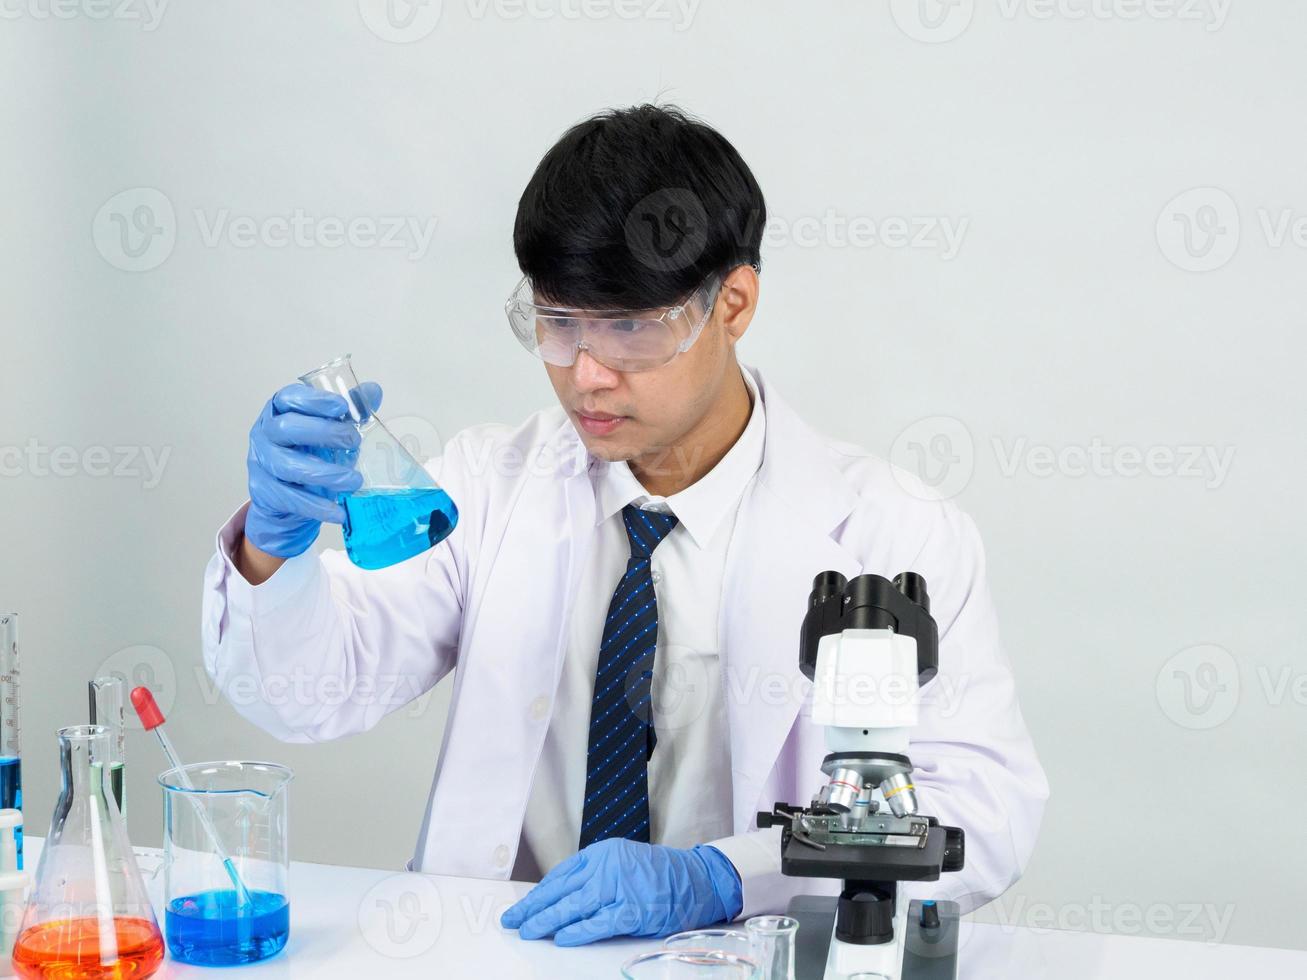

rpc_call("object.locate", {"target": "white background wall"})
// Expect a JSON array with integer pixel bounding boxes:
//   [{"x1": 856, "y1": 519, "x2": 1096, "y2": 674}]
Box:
[{"x1": 2, "y1": 0, "x2": 1302, "y2": 952}]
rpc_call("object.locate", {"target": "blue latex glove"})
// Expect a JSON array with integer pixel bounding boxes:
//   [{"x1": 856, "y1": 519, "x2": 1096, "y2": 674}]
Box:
[
  {"x1": 500, "y1": 839, "x2": 744, "y2": 947},
  {"x1": 244, "y1": 381, "x2": 382, "y2": 558}
]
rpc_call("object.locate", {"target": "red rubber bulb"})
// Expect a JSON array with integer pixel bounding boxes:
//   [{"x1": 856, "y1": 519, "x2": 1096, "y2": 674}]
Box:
[{"x1": 130, "y1": 686, "x2": 166, "y2": 731}]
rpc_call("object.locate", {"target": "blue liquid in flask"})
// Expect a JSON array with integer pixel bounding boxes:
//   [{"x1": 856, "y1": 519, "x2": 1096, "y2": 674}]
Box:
[
  {"x1": 166, "y1": 889, "x2": 290, "y2": 966},
  {"x1": 342, "y1": 487, "x2": 458, "y2": 570},
  {"x1": 0, "y1": 756, "x2": 19, "y2": 868}
]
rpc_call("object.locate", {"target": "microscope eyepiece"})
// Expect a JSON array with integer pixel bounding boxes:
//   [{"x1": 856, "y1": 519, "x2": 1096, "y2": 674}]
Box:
[
  {"x1": 810, "y1": 571, "x2": 847, "y2": 606},
  {"x1": 893, "y1": 572, "x2": 929, "y2": 613},
  {"x1": 799, "y1": 570, "x2": 941, "y2": 685}
]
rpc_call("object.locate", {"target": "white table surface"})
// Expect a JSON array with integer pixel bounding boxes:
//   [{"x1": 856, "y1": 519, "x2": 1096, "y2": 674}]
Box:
[{"x1": 19, "y1": 837, "x2": 1306, "y2": 979}]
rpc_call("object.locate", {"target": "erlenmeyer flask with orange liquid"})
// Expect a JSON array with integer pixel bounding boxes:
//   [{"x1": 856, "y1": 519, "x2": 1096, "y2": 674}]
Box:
[
  {"x1": 298, "y1": 355, "x2": 458, "y2": 570},
  {"x1": 13, "y1": 725, "x2": 164, "y2": 980}
]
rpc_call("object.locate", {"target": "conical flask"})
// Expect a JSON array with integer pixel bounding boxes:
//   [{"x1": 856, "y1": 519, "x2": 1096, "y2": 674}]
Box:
[
  {"x1": 13, "y1": 725, "x2": 163, "y2": 980},
  {"x1": 299, "y1": 354, "x2": 459, "y2": 571}
]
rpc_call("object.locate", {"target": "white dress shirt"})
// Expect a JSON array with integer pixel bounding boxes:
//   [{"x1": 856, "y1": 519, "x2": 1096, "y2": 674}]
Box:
[{"x1": 512, "y1": 366, "x2": 766, "y2": 881}]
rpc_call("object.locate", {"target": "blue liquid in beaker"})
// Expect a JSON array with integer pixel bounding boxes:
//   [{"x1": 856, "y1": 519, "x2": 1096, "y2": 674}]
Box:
[
  {"x1": 0, "y1": 756, "x2": 20, "y2": 868},
  {"x1": 342, "y1": 487, "x2": 458, "y2": 570},
  {"x1": 165, "y1": 889, "x2": 290, "y2": 966}
]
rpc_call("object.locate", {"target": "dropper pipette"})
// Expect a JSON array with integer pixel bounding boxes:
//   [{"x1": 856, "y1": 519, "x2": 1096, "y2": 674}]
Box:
[{"x1": 131, "y1": 686, "x2": 252, "y2": 907}]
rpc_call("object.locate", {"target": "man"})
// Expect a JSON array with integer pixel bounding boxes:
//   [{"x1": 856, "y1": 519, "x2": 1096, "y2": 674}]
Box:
[{"x1": 203, "y1": 104, "x2": 1048, "y2": 946}]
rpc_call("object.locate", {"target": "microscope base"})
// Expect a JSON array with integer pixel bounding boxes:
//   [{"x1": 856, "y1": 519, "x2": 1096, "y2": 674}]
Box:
[{"x1": 786, "y1": 896, "x2": 961, "y2": 980}]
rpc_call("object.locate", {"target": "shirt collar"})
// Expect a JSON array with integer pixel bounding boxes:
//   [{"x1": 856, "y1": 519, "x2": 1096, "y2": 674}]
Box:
[{"x1": 592, "y1": 366, "x2": 766, "y2": 550}]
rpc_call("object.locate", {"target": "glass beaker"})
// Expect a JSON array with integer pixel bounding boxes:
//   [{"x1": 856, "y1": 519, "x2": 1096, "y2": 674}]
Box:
[
  {"x1": 158, "y1": 761, "x2": 292, "y2": 966},
  {"x1": 13, "y1": 725, "x2": 164, "y2": 980},
  {"x1": 621, "y1": 949, "x2": 758, "y2": 979},
  {"x1": 745, "y1": 915, "x2": 798, "y2": 980},
  {"x1": 299, "y1": 354, "x2": 458, "y2": 571}
]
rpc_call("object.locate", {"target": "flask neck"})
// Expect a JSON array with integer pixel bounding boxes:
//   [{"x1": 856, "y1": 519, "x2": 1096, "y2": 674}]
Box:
[
  {"x1": 57, "y1": 725, "x2": 111, "y2": 804},
  {"x1": 299, "y1": 355, "x2": 374, "y2": 427}
]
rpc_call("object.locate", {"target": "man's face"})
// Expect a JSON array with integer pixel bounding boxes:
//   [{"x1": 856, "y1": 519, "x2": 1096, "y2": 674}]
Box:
[{"x1": 543, "y1": 294, "x2": 734, "y2": 468}]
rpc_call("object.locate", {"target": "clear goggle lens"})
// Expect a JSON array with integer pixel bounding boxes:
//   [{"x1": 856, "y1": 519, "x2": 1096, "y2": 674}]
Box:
[{"x1": 506, "y1": 274, "x2": 722, "y2": 372}]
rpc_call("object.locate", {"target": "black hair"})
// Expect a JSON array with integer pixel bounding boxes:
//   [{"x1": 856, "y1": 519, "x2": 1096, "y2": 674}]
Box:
[{"x1": 513, "y1": 104, "x2": 766, "y2": 309}]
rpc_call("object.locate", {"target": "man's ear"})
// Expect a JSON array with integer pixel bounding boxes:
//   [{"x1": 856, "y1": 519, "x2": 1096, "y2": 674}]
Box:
[{"x1": 717, "y1": 264, "x2": 759, "y2": 343}]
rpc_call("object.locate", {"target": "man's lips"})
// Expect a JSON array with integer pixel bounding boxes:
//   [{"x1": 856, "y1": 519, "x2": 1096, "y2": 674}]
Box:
[{"x1": 576, "y1": 410, "x2": 628, "y2": 436}]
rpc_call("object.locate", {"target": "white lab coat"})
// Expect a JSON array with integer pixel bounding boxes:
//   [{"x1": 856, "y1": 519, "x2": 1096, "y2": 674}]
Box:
[{"x1": 201, "y1": 364, "x2": 1048, "y2": 919}]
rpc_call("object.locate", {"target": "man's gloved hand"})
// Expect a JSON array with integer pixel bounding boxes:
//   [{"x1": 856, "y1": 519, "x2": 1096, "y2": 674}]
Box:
[
  {"x1": 244, "y1": 381, "x2": 382, "y2": 558},
  {"x1": 500, "y1": 839, "x2": 744, "y2": 947}
]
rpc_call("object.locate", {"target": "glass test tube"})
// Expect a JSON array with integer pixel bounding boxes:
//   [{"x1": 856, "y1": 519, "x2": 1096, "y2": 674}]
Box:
[
  {"x1": 0, "y1": 614, "x2": 20, "y2": 869},
  {"x1": 89, "y1": 676, "x2": 127, "y2": 815}
]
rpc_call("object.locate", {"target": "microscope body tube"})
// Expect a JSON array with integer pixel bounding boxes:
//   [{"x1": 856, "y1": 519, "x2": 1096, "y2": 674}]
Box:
[
  {"x1": 811, "y1": 627, "x2": 922, "y2": 818},
  {"x1": 811, "y1": 628, "x2": 922, "y2": 740}
]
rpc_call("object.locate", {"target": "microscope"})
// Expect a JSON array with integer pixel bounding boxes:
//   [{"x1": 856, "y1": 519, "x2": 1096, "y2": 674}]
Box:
[{"x1": 757, "y1": 571, "x2": 966, "y2": 980}]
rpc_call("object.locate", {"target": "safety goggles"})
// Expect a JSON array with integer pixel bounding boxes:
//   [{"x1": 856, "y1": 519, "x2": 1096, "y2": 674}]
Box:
[{"x1": 504, "y1": 273, "x2": 723, "y2": 373}]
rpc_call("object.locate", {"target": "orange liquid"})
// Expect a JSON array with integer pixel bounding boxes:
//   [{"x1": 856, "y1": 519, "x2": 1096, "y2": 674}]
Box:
[{"x1": 12, "y1": 917, "x2": 165, "y2": 980}]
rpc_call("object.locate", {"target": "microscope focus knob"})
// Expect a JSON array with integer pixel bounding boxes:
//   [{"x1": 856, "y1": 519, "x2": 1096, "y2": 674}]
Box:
[
  {"x1": 942, "y1": 826, "x2": 966, "y2": 873},
  {"x1": 836, "y1": 888, "x2": 895, "y2": 946}
]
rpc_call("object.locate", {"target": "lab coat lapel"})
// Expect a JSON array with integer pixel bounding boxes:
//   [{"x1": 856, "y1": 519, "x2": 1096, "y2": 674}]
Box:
[{"x1": 722, "y1": 368, "x2": 862, "y2": 833}]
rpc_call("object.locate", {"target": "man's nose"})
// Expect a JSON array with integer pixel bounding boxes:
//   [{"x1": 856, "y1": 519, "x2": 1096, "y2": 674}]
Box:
[{"x1": 570, "y1": 348, "x2": 621, "y2": 391}]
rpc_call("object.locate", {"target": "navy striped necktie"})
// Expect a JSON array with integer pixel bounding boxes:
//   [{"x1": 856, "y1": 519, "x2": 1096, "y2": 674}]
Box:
[{"x1": 578, "y1": 503, "x2": 679, "y2": 849}]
